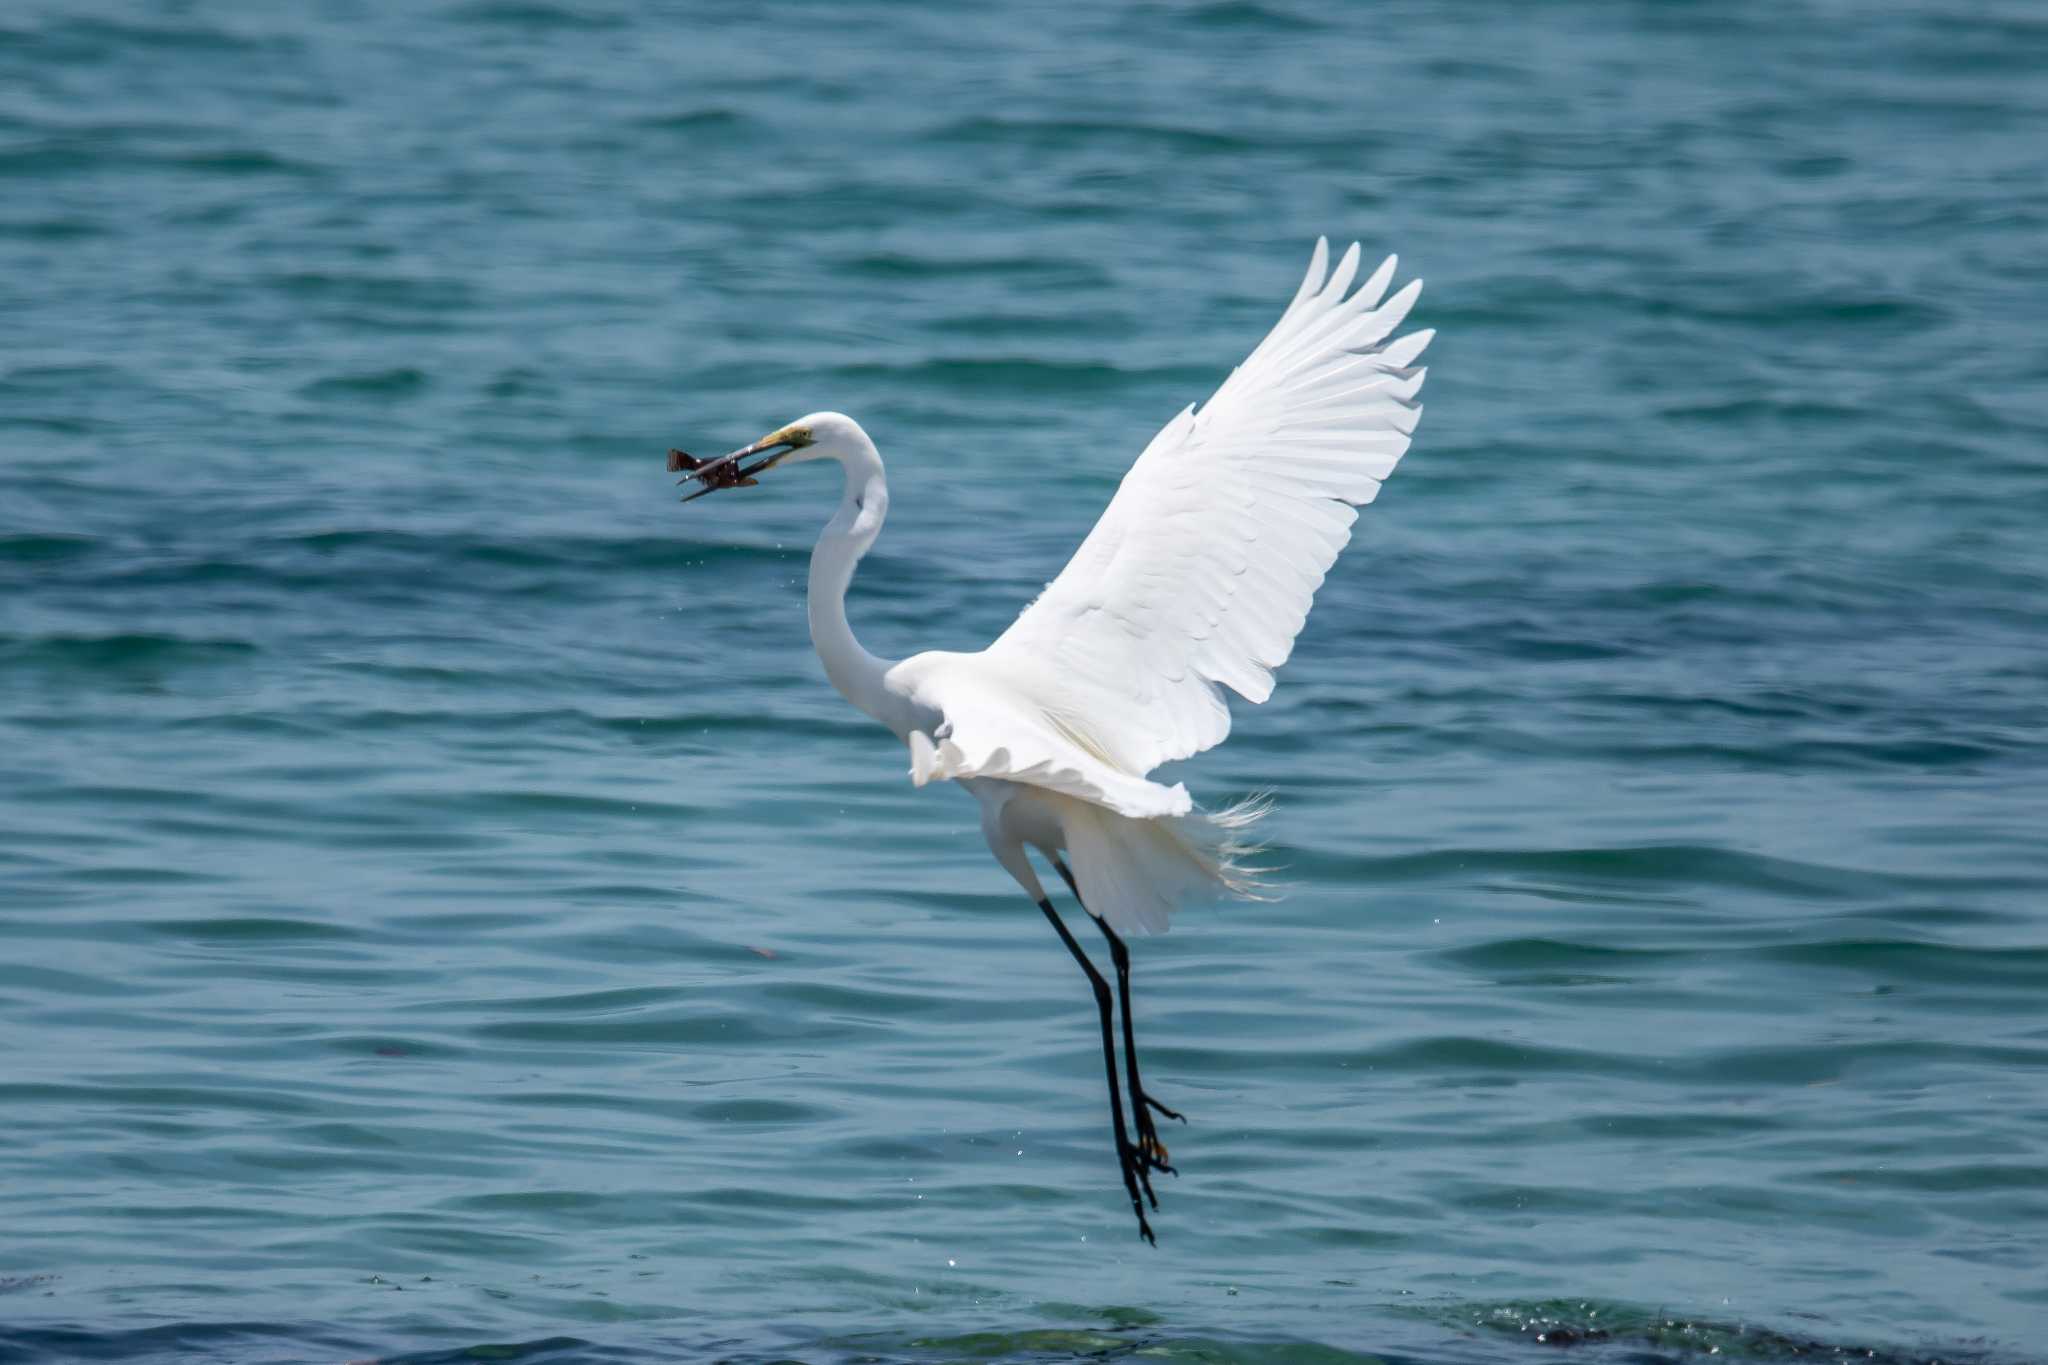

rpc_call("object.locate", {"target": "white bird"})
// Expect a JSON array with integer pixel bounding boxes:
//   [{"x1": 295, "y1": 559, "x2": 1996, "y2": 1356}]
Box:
[{"x1": 674, "y1": 239, "x2": 1430, "y2": 1243}]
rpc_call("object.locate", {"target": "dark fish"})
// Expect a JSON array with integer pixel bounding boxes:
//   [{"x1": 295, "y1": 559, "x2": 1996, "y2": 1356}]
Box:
[{"x1": 668, "y1": 447, "x2": 757, "y2": 501}]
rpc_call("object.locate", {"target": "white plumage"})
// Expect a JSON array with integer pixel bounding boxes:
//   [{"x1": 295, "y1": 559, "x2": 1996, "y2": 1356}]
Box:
[
  {"x1": 899, "y1": 239, "x2": 1429, "y2": 836},
  {"x1": 681, "y1": 237, "x2": 1431, "y2": 1242},
  {"x1": 689, "y1": 237, "x2": 1429, "y2": 935}
]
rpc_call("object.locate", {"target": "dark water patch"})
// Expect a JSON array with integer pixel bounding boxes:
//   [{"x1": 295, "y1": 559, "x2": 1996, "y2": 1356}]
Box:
[
  {"x1": 1433, "y1": 619, "x2": 1637, "y2": 663},
  {"x1": 842, "y1": 251, "x2": 1113, "y2": 289},
  {"x1": 167, "y1": 147, "x2": 318, "y2": 177},
  {"x1": 1760, "y1": 938, "x2": 2048, "y2": 988},
  {"x1": 467, "y1": 1010, "x2": 810, "y2": 1048},
  {"x1": 400, "y1": 787, "x2": 706, "y2": 822},
  {"x1": 0, "y1": 1081, "x2": 324, "y2": 1118},
  {"x1": 0, "y1": 1320, "x2": 368, "y2": 1364},
  {"x1": 1650, "y1": 284, "x2": 1945, "y2": 333},
  {"x1": 630, "y1": 107, "x2": 753, "y2": 134},
  {"x1": 1684, "y1": 1039, "x2": 2048, "y2": 1087},
  {"x1": 831, "y1": 356, "x2": 1213, "y2": 397},
  {"x1": 378, "y1": 1338, "x2": 619, "y2": 1365},
  {"x1": 261, "y1": 269, "x2": 476, "y2": 314},
  {"x1": 1181, "y1": 2, "x2": 1327, "y2": 33},
  {"x1": 1662, "y1": 396, "x2": 1869, "y2": 427},
  {"x1": 474, "y1": 1088, "x2": 686, "y2": 1118},
  {"x1": 0, "y1": 533, "x2": 99, "y2": 564},
  {"x1": 500, "y1": 926, "x2": 810, "y2": 972},
  {"x1": 16, "y1": 16, "x2": 291, "y2": 59},
  {"x1": 717, "y1": 176, "x2": 977, "y2": 227},
  {"x1": 0, "y1": 632, "x2": 256, "y2": 678},
  {"x1": 321, "y1": 1035, "x2": 469, "y2": 1063},
  {"x1": 0, "y1": 216, "x2": 106, "y2": 241},
  {"x1": 484, "y1": 365, "x2": 561, "y2": 400},
  {"x1": 486, "y1": 986, "x2": 686, "y2": 1015},
  {"x1": 1575, "y1": 1109, "x2": 1787, "y2": 1141},
  {"x1": 926, "y1": 307, "x2": 1138, "y2": 339},
  {"x1": 93, "y1": 1203, "x2": 286, "y2": 1226},
  {"x1": 1433, "y1": 1299, "x2": 2009, "y2": 1365},
  {"x1": 763, "y1": 978, "x2": 956, "y2": 1020},
  {"x1": 0, "y1": 139, "x2": 318, "y2": 179},
  {"x1": 0, "y1": 411, "x2": 96, "y2": 436},
  {"x1": 143, "y1": 916, "x2": 364, "y2": 944},
  {"x1": 24, "y1": 783, "x2": 291, "y2": 819},
  {"x1": 300, "y1": 367, "x2": 432, "y2": 400},
  {"x1": 271, "y1": 528, "x2": 790, "y2": 577},
  {"x1": 1801, "y1": 1162, "x2": 2048, "y2": 1195},
  {"x1": 1361, "y1": 1035, "x2": 1649, "y2": 1080},
  {"x1": 1424, "y1": 56, "x2": 1533, "y2": 85},
  {"x1": 448, "y1": 1, "x2": 629, "y2": 30},
  {"x1": 1302, "y1": 845, "x2": 1902, "y2": 902},
  {"x1": 691, "y1": 1097, "x2": 826, "y2": 1124},
  {"x1": 1479, "y1": 734, "x2": 2020, "y2": 775},
  {"x1": 1157, "y1": 1034, "x2": 1660, "y2": 1083},
  {"x1": 0, "y1": 362, "x2": 137, "y2": 397},
  {"x1": 0, "y1": 964, "x2": 133, "y2": 998},
  {"x1": 588, "y1": 710, "x2": 864, "y2": 744},
  {"x1": 931, "y1": 116, "x2": 1268, "y2": 156},
  {"x1": 1436, "y1": 937, "x2": 1681, "y2": 975},
  {"x1": 1824, "y1": 902, "x2": 2028, "y2": 932},
  {"x1": 0, "y1": 1273, "x2": 58, "y2": 1296}
]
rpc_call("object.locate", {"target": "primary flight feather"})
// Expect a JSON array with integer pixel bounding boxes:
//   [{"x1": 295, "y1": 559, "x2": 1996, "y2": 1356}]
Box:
[{"x1": 901, "y1": 238, "x2": 1428, "y2": 820}]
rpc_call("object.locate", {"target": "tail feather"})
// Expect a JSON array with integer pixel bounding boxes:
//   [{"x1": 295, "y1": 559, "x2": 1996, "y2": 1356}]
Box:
[
  {"x1": 1175, "y1": 791, "x2": 1276, "y2": 901},
  {"x1": 1055, "y1": 792, "x2": 1273, "y2": 938}
]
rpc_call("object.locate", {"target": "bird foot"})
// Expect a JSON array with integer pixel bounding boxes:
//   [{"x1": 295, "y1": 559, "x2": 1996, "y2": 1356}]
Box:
[
  {"x1": 1120, "y1": 1098, "x2": 1181, "y2": 1234},
  {"x1": 1114, "y1": 1137, "x2": 1159, "y2": 1244},
  {"x1": 1133, "y1": 1089, "x2": 1183, "y2": 1177},
  {"x1": 1137, "y1": 1127, "x2": 1176, "y2": 1175}
]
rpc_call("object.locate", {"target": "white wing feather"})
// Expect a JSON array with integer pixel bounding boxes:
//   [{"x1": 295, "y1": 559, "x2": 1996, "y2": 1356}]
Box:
[{"x1": 897, "y1": 239, "x2": 1430, "y2": 818}]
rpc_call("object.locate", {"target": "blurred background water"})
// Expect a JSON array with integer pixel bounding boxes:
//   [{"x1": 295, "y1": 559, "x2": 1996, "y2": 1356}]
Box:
[{"x1": 3, "y1": 1, "x2": 2047, "y2": 1362}]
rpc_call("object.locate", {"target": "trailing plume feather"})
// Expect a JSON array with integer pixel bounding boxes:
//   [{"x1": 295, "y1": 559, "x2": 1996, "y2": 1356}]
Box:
[
  {"x1": 1056, "y1": 791, "x2": 1276, "y2": 937},
  {"x1": 1174, "y1": 791, "x2": 1277, "y2": 902}
]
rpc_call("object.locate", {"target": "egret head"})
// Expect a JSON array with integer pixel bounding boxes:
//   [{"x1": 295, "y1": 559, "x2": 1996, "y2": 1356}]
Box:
[{"x1": 670, "y1": 411, "x2": 871, "y2": 501}]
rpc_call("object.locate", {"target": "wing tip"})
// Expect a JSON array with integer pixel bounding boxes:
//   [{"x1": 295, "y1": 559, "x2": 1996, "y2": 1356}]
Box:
[
  {"x1": 1293, "y1": 237, "x2": 1332, "y2": 308},
  {"x1": 1298, "y1": 241, "x2": 1420, "y2": 321},
  {"x1": 1322, "y1": 241, "x2": 1363, "y2": 301}
]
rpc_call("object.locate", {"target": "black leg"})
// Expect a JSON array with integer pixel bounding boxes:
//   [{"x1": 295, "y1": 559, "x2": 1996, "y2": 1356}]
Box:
[
  {"x1": 1037, "y1": 897, "x2": 1156, "y2": 1245},
  {"x1": 1053, "y1": 857, "x2": 1185, "y2": 1181}
]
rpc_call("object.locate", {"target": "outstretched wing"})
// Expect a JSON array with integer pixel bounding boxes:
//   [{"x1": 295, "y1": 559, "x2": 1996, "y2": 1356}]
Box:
[
  {"x1": 980, "y1": 239, "x2": 1430, "y2": 783},
  {"x1": 894, "y1": 240, "x2": 1428, "y2": 817}
]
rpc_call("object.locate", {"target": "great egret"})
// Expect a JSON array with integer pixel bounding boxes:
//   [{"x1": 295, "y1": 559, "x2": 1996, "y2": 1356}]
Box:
[{"x1": 673, "y1": 239, "x2": 1430, "y2": 1243}]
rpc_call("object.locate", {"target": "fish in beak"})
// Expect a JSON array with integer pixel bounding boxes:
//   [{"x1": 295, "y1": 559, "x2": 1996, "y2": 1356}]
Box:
[{"x1": 669, "y1": 429, "x2": 804, "y2": 502}]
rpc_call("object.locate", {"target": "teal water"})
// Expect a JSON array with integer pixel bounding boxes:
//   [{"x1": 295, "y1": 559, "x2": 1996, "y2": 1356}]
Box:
[{"x1": 4, "y1": 2, "x2": 2047, "y2": 1362}]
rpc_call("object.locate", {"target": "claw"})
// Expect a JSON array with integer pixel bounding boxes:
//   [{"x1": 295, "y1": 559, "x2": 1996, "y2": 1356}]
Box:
[
  {"x1": 1138, "y1": 1130, "x2": 1175, "y2": 1174},
  {"x1": 1144, "y1": 1095, "x2": 1186, "y2": 1123},
  {"x1": 1132, "y1": 1148, "x2": 1161, "y2": 1208},
  {"x1": 1116, "y1": 1139, "x2": 1160, "y2": 1237}
]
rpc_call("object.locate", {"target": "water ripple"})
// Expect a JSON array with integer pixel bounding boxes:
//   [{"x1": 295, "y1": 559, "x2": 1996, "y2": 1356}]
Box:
[{"x1": 3, "y1": 0, "x2": 2045, "y2": 1360}]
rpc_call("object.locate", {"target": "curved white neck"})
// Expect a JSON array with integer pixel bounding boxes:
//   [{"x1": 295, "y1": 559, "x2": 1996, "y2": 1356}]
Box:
[{"x1": 808, "y1": 443, "x2": 895, "y2": 725}]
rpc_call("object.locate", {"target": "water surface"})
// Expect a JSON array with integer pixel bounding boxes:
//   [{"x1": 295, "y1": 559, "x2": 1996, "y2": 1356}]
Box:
[{"x1": 3, "y1": 1, "x2": 2047, "y2": 1362}]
